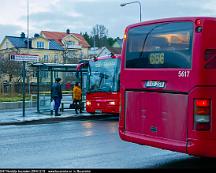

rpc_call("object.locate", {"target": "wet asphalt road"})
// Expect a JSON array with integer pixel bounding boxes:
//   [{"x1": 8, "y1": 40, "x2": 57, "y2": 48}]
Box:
[{"x1": 0, "y1": 115, "x2": 216, "y2": 169}]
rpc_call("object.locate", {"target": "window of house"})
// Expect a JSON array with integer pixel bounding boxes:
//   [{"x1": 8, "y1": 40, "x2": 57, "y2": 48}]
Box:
[
  {"x1": 67, "y1": 41, "x2": 75, "y2": 46},
  {"x1": 54, "y1": 55, "x2": 58, "y2": 63},
  {"x1": 5, "y1": 42, "x2": 9, "y2": 49},
  {"x1": 37, "y1": 41, "x2": 45, "y2": 49},
  {"x1": 44, "y1": 55, "x2": 48, "y2": 63}
]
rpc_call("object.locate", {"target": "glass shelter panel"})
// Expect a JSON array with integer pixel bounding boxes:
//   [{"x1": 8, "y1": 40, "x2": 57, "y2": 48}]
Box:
[{"x1": 31, "y1": 63, "x2": 85, "y2": 114}]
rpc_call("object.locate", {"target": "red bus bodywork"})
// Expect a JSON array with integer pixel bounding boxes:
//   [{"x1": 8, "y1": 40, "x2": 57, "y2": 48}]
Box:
[
  {"x1": 79, "y1": 55, "x2": 121, "y2": 115},
  {"x1": 119, "y1": 17, "x2": 216, "y2": 157},
  {"x1": 86, "y1": 92, "x2": 120, "y2": 114}
]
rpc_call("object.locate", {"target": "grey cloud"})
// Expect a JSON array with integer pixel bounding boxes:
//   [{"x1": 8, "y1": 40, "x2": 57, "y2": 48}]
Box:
[
  {"x1": 0, "y1": 24, "x2": 22, "y2": 42},
  {"x1": 19, "y1": 1, "x2": 125, "y2": 37},
  {"x1": 20, "y1": 10, "x2": 84, "y2": 34},
  {"x1": 22, "y1": 12, "x2": 81, "y2": 23},
  {"x1": 15, "y1": 0, "x2": 216, "y2": 40}
]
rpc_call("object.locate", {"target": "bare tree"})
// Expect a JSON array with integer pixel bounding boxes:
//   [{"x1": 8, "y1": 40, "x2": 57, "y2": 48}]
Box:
[
  {"x1": 0, "y1": 50, "x2": 23, "y2": 95},
  {"x1": 91, "y1": 24, "x2": 108, "y2": 47},
  {"x1": 91, "y1": 24, "x2": 108, "y2": 39},
  {"x1": 62, "y1": 48, "x2": 81, "y2": 64},
  {"x1": 0, "y1": 51, "x2": 22, "y2": 82}
]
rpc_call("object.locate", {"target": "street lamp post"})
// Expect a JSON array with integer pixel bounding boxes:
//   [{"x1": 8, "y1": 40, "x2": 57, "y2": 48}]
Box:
[
  {"x1": 120, "y1": 1, "x2": 142, "y2": 22},
  {"x1": 22, "y1": 0, "x2": 30, "y2": 117}
]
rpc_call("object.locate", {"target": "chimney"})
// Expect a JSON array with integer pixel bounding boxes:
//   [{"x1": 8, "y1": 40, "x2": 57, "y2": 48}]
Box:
[
  {"x1": 66, "y1": 29, "x2": 70, "y2": 34},
  {"x1": 20, "y1": 32, "x2": 25, "y2": 38},
  {"x1": 34, "y1": 33, "x2": 40, "y2": 38}
]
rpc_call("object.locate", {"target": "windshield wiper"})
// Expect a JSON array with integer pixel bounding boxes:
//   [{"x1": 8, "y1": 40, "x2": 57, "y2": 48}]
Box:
[{"x1": 99, "y1": 72, "x2": 109, "y2": 79}]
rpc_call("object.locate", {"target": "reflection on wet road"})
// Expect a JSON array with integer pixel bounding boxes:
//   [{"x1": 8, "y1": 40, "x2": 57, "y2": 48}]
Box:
[{"x1": 0, "y1": 115, "x2": 215, "y2": 169}]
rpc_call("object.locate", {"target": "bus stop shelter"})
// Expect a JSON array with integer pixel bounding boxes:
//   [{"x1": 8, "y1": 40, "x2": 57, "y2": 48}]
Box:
[{"x1": 30, "y1": 63, "x2": 87, "y2": 114}]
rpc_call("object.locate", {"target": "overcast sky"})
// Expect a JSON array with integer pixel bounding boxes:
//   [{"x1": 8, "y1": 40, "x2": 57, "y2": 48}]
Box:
[{"x1": 0, "y1": 0, "x2": 216, "y2": 43}]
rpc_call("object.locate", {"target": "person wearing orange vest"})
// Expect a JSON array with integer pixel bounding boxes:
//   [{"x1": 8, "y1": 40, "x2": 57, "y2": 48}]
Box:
[{"x1": 73, "y1": 82, "x2": 82, "y2": 114}]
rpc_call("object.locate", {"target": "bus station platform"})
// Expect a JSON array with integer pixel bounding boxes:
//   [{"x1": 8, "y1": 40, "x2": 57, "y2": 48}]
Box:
[{"x1": 0, "y1": 108, "x2": 98, "y2": 126}]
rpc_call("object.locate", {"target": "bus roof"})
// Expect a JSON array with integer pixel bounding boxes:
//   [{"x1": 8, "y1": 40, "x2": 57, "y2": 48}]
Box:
[
  {"x1": 96, "y1": 54, "x2": 121, "y2": 61},
  {"x1": 125, "y1": 16, "x2": 216, "y2": 30},
  {"x1": 76, "y1": 54, "x2": 121, "y2": 71}
]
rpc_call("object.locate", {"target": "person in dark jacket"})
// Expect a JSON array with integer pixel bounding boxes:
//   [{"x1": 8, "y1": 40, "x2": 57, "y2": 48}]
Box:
[{"x1": 51, "y1": 78, "x2": 62, "y2": 116}]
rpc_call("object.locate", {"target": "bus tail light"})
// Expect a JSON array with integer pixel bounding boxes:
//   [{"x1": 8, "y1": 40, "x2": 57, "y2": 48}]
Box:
[
  {"x1": 195, "y1": 19, "x2": 203, "y2": 33},
  {"x1": 194, "y1": 99, "x2": 211, "y2": 131},
  {"x1": 195, "y1": 19, "x2": 202, "y2": 26}
]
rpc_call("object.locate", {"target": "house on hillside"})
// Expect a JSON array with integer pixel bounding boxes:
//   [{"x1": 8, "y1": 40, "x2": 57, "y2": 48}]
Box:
[
  {"x1": 97, "y1": 46, "x2": 122, "y2": 57},
  {"x1": 0, "y1": 32, "x2": 64, "y2": 63},
  {"x1": 112, "y1": 38, "x2": 123, "y2": 48},
  {"x1": 0, "y1": 32, "x2": 64, "y2": 94},
  {"x1": 96, "y1": 37, "x2": 122, "y2": 57},
  {"x1": 88, "y1": 47, "x2": 100, "y2": 59},
  {"x1": 41, "y1": 29, "x2": 90, "y2": 64},
  {"x1": 0, "y1": 32, "x2": 64, "y2": 80}
]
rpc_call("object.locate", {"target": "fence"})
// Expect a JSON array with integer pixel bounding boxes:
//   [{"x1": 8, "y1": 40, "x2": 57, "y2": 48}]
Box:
[{"x1": 0, "y1": 82, "x2": 53, "y2": 96}]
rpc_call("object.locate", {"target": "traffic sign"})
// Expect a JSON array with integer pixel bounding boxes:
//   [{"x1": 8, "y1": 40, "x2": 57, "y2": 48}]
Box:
[{"x1": 10, "y1": 54, "x2": 39, "y2": 62}]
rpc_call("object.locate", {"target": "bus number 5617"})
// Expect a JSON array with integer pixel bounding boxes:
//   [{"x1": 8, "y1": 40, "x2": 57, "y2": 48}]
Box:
[{"x1": 178, "y1": 70, "x2": 190, "y2": 78}]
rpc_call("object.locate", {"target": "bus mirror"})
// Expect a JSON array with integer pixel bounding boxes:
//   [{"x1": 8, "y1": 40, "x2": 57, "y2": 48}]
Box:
[{"x1": 93, "y1": 56, "x2": 98, "y2": 61}]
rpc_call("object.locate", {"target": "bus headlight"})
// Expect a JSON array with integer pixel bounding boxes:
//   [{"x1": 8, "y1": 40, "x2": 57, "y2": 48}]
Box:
[
  {"x1": 108, "y1": 101, "x2": 116, "y2": 105},
  {"x1": 86, "y1": 101, "x2": 91, "y2": 106}
]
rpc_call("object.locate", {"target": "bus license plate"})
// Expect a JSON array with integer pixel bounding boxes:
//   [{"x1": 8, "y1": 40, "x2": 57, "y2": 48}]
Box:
[
  {"x1": 95, "y1": 110, "x2": 102, "y2": 114},
  {"x1": 145, "y1": 81, "x2": 166, "y2": 88}
]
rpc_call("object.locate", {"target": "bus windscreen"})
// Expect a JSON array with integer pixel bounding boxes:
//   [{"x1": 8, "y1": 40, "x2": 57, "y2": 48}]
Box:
[
  {"x1": 126, "y1": 22, "x2": 194, "y2": 69},
  {"x1": 88, "y1": 58, "x2": 120, "y2": 93}
]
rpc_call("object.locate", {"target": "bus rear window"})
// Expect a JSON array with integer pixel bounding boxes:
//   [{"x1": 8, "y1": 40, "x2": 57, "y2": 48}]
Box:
[{"x1": 126, "y1": 22, "x2": 193, "y2": 68}]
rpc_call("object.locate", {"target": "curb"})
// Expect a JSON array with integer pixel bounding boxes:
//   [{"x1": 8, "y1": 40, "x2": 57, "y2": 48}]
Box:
[{"x1": 0, "y1": 114, "x2": 118, "y2": 126}]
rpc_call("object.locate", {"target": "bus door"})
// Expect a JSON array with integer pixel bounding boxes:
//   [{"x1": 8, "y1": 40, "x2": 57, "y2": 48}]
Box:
[{"x1": 123, "y1": 21, "x2": 194, "y2": 148}]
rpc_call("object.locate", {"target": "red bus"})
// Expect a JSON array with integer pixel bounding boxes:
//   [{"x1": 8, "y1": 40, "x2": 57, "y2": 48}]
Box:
[
  {"x1": 78, "y1": 54, "x2": 121, "y2": 115},
  {"x1": 119, "y1": 17, "x2": 216, "y2": 158}
]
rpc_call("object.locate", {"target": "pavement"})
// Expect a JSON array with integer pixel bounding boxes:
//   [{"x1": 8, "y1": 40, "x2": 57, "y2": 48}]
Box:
[{"x1": 0, "y1": 108, "x2": 101, "y2": 125}]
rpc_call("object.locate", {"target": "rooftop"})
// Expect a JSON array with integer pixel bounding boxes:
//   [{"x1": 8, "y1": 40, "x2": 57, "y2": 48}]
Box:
[{"x1": 41, "y1": 31, "x2": 90, "y2": 48}]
